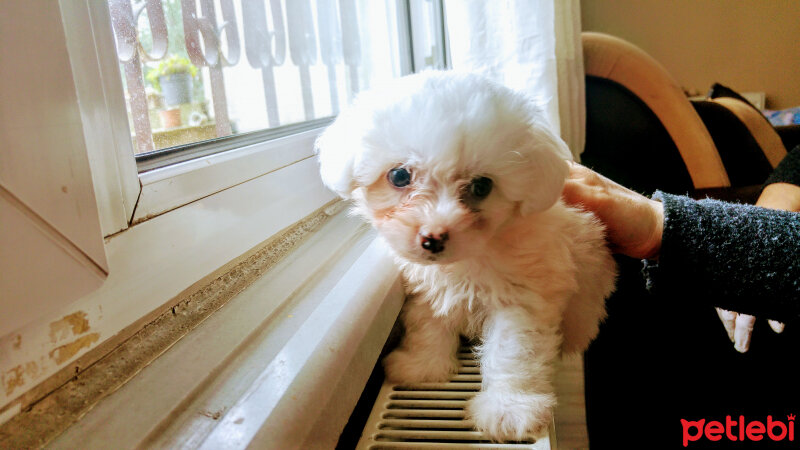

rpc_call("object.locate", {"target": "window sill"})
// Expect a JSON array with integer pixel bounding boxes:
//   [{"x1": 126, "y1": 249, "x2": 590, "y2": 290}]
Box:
[
  {"x1": 0, "y1": 157, "x2": 336, "y2": 423},
  {"x1": 50, "y1": 212, "x2": 403, "y2": 449},
  {"x1": 4, "y1": 207, "x2": 404, "y2": 448}
]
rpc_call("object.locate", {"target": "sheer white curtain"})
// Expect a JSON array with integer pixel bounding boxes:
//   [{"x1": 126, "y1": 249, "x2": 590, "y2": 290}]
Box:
[{"x1": 444, "y1": 0, "x2": 585, "y2": 160}]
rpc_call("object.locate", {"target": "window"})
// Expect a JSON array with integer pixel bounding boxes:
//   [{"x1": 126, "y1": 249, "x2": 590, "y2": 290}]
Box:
[
  {"x1": 0, "y1": 0, "x2": 446, "y2": 422},
  {"x1": 109, "y1": 0, "x2": 446, "y2": 172}
]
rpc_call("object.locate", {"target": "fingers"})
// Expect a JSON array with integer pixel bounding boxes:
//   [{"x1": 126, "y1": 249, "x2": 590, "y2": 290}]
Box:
[
  {"x1": 716, "y1": 308, "x2": 787, "y2": 353},
  {"x1": 561, "y1": 163, "x2": 603, "y2": 214},
  {"x1": 564, "y1": 161, "x2": 603, "y2": 186},
  {"x1": 733, "y1": 313, "x2": 756, "y2": 353},
  {"x1": 562, "y1": 162, "x2": 663, "y2": 259},
  {"x1": 716, "y1": 308, "x2": 737, "y2": 342},
  {"x1": 768, "y1": 320, "x2": 785, "y2": 334}
]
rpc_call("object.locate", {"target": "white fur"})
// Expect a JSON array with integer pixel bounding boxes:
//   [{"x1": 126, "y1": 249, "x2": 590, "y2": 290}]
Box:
[{"x1": 316, "y1": 71, "x2": 617, "y2": 441}]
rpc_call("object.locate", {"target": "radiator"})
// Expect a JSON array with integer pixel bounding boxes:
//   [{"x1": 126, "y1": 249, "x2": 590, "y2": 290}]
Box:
[{"x1": 356, "y1": 346, "x2": 555, "y2": 449}]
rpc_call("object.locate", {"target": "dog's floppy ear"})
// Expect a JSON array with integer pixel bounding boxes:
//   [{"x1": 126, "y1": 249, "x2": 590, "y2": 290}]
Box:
[
  {"x1": 498, "y1": 124, "x2": 571, "y2": 215},
  {"x1": 315, "y1": 110, "x2": 362, "y2": 199}
]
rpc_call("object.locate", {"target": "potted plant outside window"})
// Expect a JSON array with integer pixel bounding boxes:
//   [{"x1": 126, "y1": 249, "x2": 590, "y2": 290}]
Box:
[{"x1": 146, "y1": 55, "x2": 199, "y2": 107}]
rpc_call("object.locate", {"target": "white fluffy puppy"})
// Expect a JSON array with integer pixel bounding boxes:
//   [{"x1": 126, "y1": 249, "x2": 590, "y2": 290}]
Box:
[{"x1": 316, "y1": 71, "x2": 616, "y2": 441}]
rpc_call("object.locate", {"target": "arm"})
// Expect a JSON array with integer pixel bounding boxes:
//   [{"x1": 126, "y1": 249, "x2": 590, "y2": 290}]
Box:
[
  {"x1": 757, "y1": 182, "x2": 800, "y2": 212},
  {"x1": 643, "y1": 192, "x2": 800, "y2": 322},
  {"x1": 764, "y1": 144, "x2": 800, "y2": 187},
  {"x1": 562, "y1": 158, "x2": 800, "y2": 323},
  {"x1": 653, "y1": 146, "x2": 799, "y2": 322},
  {"x1": 714, "y1": 180, "x2": 800, "y2": 350},
  {"x1": 758, "y1": 144, "x2": 800, "y2": 211}
]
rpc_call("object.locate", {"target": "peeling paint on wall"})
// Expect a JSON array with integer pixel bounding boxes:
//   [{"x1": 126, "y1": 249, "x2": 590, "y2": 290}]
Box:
[
  {"x1": 1, "y1": 311, "x2": 98, "y2": 401},
  {"x1": 2, "y1": 366, "x2": 25, "y2": 397},
  {"x1": 1, "y1": 362, "x2": 40, "y2": 397},
  {"x1": 48, "y1": 312, "x2": 90, "y2": 344},
  {"x1": 48, "y1": 334, "x2": 99, "y2": 365}
]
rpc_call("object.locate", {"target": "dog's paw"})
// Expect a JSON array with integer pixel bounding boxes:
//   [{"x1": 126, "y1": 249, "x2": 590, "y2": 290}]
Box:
[
  {"x1": 467, "y1": 388, "x2": 555, "y2": 442},
  {"x1": 383, "y1": 349, "x2": 457, "y2": 384}
]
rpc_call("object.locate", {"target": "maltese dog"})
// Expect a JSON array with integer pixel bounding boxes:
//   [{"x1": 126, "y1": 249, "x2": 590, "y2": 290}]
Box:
[{"x1": 316, "y1": 71, "x2": 616, "y2": 441}]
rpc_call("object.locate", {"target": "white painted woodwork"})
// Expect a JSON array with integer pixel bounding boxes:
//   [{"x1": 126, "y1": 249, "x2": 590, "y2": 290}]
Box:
[
  {"x1": 48, "y1": 217, "x2": 403, "y2": 449},
  {"x1": 60, "y1": 0, "x2": 141, "y2": 237},
  {"x1": 0, "y1": 190, "x2": 105, "y2": 335},
  {"x1": 0, "y1": 157, "x2": 335, "y2": 412},
  {"x1": 133, "y1": 129, "x2": 321, "y2": 222},
  {"x1": 0, "y1": 1, "x2": 109, "y2": 335}
]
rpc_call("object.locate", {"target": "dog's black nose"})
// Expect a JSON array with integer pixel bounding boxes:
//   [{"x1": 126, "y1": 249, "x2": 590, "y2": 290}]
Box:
[{"x1": 420, "y1": 232, "x2": 449, "y2": 254}]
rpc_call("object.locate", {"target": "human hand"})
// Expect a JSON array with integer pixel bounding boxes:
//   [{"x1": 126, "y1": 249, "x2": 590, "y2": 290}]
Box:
[
  {"x1": 715, "y1": 308, "x2": 784, "y2": 353},
  {"x1": 713, "y1": 182, "x2": 797, "y2": 352},
  {"x1": 561, "y1": 161, "x2": 664, "y2": 259}
]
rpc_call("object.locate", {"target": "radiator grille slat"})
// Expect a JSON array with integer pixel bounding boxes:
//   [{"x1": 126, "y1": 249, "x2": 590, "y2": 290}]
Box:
[
  {"x1": 389, "y1": 391, "x2": 476, "y2": 400},
  {"x1": 382, "y1": 410, "x2": 466, "y2": 420},
  {"x1": 379, "y1": 419, "x2": 477, "y2": 429},
  {"x1": 356, "y1": 347, "x2": 553, "y2": 449},
  {"x1": 386, "y1": 399, "x2": 469, "y2": 410},
  {"x1": 376, "y1": 429, "x2": 487, "y2": 441},
  {"x1": 392, "y1": 382, "x2": 482, "y2": 392}
]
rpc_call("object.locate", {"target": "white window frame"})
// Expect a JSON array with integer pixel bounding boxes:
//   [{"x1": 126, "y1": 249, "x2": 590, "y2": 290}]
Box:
[
  {"x1": 73, "y1": 0, "x2": 449, "y2": 235},
  {"x1": 69, "y1": 0, "x2": 449, "y2": 234},
  {"x1": 1, "y1": 0, "x2": 446, "y2": 427},
  {"x1": 70, "y1": 1, "x2": 409, "y2": 236}
]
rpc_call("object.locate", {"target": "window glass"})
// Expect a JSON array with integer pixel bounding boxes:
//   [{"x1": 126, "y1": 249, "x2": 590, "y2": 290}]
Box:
[{"x1": 109, "y1": 0, "x2": 416, "y2": 163}]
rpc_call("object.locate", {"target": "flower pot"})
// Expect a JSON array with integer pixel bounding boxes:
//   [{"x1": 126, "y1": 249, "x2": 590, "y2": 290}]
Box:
[
  {"x1": 159, "y1": 108, "x2": 182, "y2": 129},
  {"x1": 160, "y1": 72, "x2": 192, "y2": 106}
]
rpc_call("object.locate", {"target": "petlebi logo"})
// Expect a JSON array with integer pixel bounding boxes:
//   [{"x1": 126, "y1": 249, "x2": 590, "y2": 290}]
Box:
[{"x1": 681, "y1": 414, "x2": 795, "y2": 447}]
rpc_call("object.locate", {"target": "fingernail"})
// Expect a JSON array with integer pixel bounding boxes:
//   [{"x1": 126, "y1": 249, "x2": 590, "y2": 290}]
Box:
[{"x1": 768, "y1": 320, "x2": 785, "y2": 334}]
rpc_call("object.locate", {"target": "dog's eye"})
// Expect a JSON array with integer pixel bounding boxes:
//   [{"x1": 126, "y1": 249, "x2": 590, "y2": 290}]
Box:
[
  {"x1": 387, "y1": 167, "x2": 411, "y2": 187},
  {"x1": 469, "y1": 176, "x2": 493, "y2": 199}
]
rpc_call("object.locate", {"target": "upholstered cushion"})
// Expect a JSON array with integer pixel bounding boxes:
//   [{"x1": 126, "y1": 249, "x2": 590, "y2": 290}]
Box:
[
  {"x1": 690, "y1": 99, "x2": 776, "y2": 186},
  {"x1": 707, "y1": 83, "x2": 788, "y2": 168}
]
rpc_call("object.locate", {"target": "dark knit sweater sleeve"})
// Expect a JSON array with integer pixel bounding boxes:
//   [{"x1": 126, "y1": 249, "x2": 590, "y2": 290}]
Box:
[
  {"x1": 643, "y1": 192, "x2": 800, "y2": 321},
  {"x1": 764, "y1": 144, "x2": 800, "y2": 186}
]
